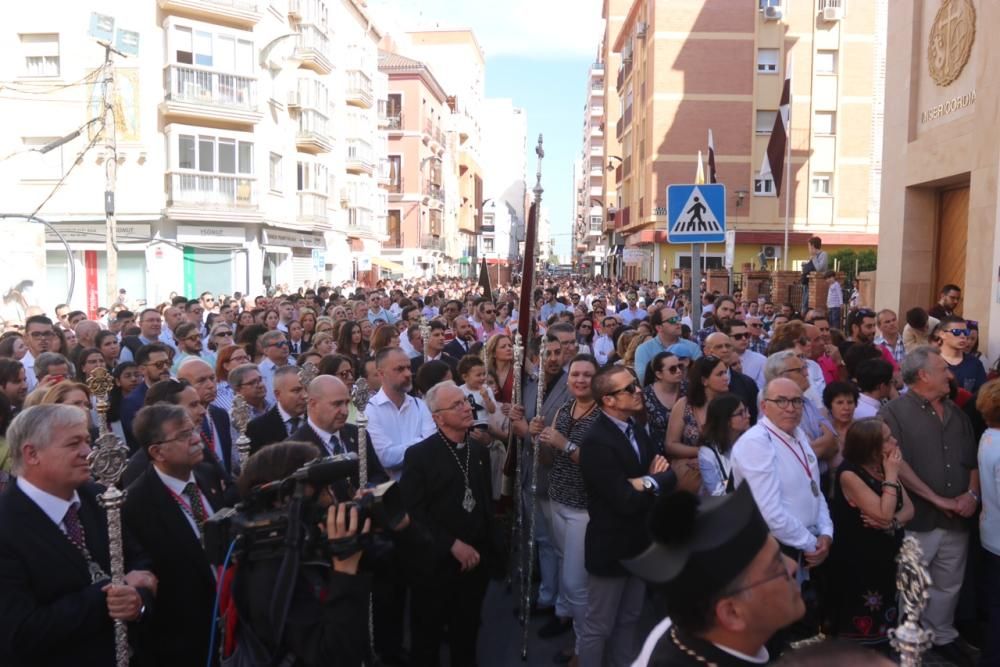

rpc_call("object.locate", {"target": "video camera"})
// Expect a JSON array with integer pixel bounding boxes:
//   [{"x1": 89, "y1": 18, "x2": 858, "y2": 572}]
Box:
[{"x1": 203, "y1": 453, "x2": 406, "y2": 566}]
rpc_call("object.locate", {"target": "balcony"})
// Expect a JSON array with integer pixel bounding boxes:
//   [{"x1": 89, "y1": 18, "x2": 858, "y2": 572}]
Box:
[
  {"x1": 422, "y1": 117, "x2": 433, "y2": 144},
  {"x1": 590, "y1": 105, "x2": 604, "y2": 117},
  {"x1": 345, "y1": 139, "x2": 374, "y2": 174},
  {"x1": 386, "y1": 113, "x2": 403, "y2": 131},
  {"x1": 297, "y1": 191, "x2": 328, "y2": 226},
  {"x1": 294, "y1": 24, "x2": 332, "y2": 74},
  {"x1": 423, "y1": 182, "x2": 445, "y2": 204},
  {"x1": 421, "y1": 234, "x2": 446, "y2": 253},
  {"x1": 166, "y1": 172, "x2": 262, "y2": 223},
  {"x1": 345, "y1": 69, "x2": 374, "y2": 108},
  {"x1": 347, "y1": 206, "x2": 374, "y2": 236},
  {"x1": 296, "y1": 109, "x2": 333, "y2": 153},
  {"x1": 589, "y1": 220, "x2": 603, "y2": 236},
  {"x1": 387, "y1": 178, "x2": 403, "y2": 195},
  {"x1": 157, "y1": 0, "x2": 261, "y2": 27},
  {"x1": 161, "y1": 65, "x2": 262, "y2": 125}
]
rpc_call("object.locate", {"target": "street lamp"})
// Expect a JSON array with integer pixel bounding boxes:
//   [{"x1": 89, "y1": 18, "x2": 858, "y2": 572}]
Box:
[{"x1": 606, "y1": 155, "x2": 623, "y2": 171}]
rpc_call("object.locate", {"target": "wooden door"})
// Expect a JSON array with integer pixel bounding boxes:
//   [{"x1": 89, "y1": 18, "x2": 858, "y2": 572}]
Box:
[{"x1": 935, "y1": 187, "x2": 969, "y2": 315}]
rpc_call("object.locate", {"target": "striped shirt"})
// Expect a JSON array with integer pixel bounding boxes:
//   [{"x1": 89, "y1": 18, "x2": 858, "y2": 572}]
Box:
[{"x1": 548, "y1": 399, "x2": 600, "y2": 510}]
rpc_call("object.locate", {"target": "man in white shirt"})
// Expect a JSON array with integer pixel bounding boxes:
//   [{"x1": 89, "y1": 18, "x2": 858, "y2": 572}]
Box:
[
  {"x1": 592, "y1": 315, "x2": 620, "y2": 366},
  {"x1": 258, "y1": 330, "x2": 296, "y2": 404},
  {"x1": 275, "y1": 300, "x2": 295, "y2": 333},
  {"x1": 21, "y1": 314, "x2": 56, "y2": 391},
  {"x1": 731, "y1": 377, "x2": 833, "y2": 562},
  {"x1": 853, "y1": 358, "x2": 895, "y2": 420},
  {"x1": 365, "y1": 347, "x2": 436, "y2": 479},
  {"x1": 726, "y1": 319, "x2": 766, "y2": 389},
  {"x1": 619, "y1": 291, "x2": 647, "y2": 325}
]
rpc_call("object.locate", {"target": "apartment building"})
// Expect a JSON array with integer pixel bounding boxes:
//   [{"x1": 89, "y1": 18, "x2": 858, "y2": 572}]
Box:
[
  {"x1": 573, "y1": 55, "x2": 607, "y2": 276},
  {"x1": 0, "y1": 0, "x2": 388, "y2": 313},
  {"x1": 606, "y1": 0, "x2": 884, "y2": 281}
]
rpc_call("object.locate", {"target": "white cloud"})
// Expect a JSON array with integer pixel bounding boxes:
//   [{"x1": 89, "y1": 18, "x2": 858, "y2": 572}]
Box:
[{"x1": 367, "y1": 0, "x2": 604, "y2": 59}]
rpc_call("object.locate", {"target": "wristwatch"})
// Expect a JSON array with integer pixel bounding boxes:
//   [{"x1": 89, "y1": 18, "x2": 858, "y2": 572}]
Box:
[
  {"x1": 968, "y1": 489, "x2": 981, "y2": 503},
  {"x1": 642, "y1": 476, "x2": 656, "y2": 493},
  {"x1": 564, "y1": 442, "x2": 579, "y2": 456}
]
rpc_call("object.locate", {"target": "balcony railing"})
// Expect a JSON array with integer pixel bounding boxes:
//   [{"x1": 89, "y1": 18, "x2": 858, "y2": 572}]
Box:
[
  {"x1": 168, "y1": 173, "x2": 255, "y2": 208},
  {"x1": 386, "y1": 113, "x2": 402, "y2": 130},
  {"x1": 388, "y1": 179, "x2": 402, "y2": 194},
  {"x1": 297, "y1": 108, "x2": 332, "y2": 152},
  {"x1": 164, "y1": 64, "x2": 257, "y2": 111},
  {"x1": 423, "y1": 182, "x2": 445, "y2": 203},
  {"x1": 294, "y1": 24, "x2": 332, "y2": 73},
  {"x1": 421, "y1": 234, "x2": 446, "y2": 252},
  {"x1": 592, "y1": 61, "x2": 605, "y2": 71},
  {"x1": 157, "y1": 0, "x2": 261, "y2": 26},
  {"x1": 297, "y1": 191, "x2": 328, "y2": 222},
  {"x1": 345, "y1": 139, "x2": 374, "y2": 171},
  {"x1": 348, "y1": 206, "x2": 374, "y2": 229},
  {"x1": 345, "y1": 69, "x2": 374, "y2": 107}
]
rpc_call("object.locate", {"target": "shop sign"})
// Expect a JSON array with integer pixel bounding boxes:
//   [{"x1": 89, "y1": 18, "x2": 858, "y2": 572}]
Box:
[
  {"x1": 46, "y1": 223, "x2": 151, "y2": 243},
  {"x1": 262, "y1": 229, "x2": 324, "y2": 248},
  {"x1": 177, "y1": 225, "x2": 244, "y2": 244}
]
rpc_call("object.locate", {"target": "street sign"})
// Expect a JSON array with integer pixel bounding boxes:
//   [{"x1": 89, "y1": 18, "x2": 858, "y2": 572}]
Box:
[
  {"x1": 667, "y1": 183, "x2": 726, "y2": 244},
  {"x1": 724, "y1": 229, "x2": 736, "y2": 269}
]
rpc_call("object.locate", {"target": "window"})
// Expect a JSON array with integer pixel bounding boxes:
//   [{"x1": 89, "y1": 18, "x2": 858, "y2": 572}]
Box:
[
  {"x1": 757, "y1": 48, "x2": 779, "y2": 73},
  {"x1": 754, "y1": 172, "x2": 775, "y2": 196},
  {"x1": 269, "y1": 153, "x2": 282, "y2": 192},
  {"x1": 297, "y1": 160, "x2": 328, "y2": 193},
  {"x1": 756, "y1": 110, "x2": 777, "y2": 133},
  {"x1": 387, "y1": 155, "x2": 401, "y2": 192},
  {"x1": 21, "y1": 34, "x2": 59, "y2": 77},
  {"x1": 483, "y1": 238, "x2": 495, "y2": 253},
  {"x1": 814, "y1": 110, "x2": 836, "y2": 135},
  {"x1": 387, "y1": 210, "x2": 402, "y2": 248},
  {"x1": 20, "y1": 137, "x2": 62, "y2": 180},
  {"x1": 173, "y1": 25, "x2": 252, "y2": 72},
  {"x1": 177, "y1": 133, "x2": 253, "y2": 174},
  {"x1": 815, "y1": 50, "x2": 837, "y2": 74},
  {"x1": 812, "y1": 173, "x2": 832, "y2": 196},
  {"x1": 759, "y1": 0, "x2": 781, "y2": 6}
]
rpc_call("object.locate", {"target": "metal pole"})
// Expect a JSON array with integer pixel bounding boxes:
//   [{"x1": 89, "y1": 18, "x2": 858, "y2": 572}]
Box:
[
  {"x1": 691, "y1": 244, "x2": 702, "y2": 331},
  {"x1": 102, "y1": 46, "x2": 119, "y2": 307}
]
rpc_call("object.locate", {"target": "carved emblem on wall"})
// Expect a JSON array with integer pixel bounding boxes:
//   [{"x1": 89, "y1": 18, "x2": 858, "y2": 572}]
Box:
[{"x1": 928, "y1": 0, "x2": 976, "y2": 87}]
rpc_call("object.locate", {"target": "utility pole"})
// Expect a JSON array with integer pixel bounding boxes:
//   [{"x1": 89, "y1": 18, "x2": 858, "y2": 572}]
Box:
[{"x1": 101, "y1": 45, "x2": 118, "y2": 309}]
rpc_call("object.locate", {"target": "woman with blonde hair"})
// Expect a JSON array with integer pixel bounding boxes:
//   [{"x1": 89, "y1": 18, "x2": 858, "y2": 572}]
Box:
[
  {"x1": 369, "y1": 324, "x2": 400, "y2": 357},
  {"x1": 485, "y1": 334, "x2": 516, "y2": 403},
  {"x1": 309, "y1": 331, "x2": 336, "y2": 357},
  {"x1": 623, "y1": 333, "x2": 651, "y2": 371}
]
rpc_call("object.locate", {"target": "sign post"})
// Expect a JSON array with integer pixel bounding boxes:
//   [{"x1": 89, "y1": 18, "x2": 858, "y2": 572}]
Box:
[{"x1": 667, "y1": 183, "x2": 726, "y2": 331}]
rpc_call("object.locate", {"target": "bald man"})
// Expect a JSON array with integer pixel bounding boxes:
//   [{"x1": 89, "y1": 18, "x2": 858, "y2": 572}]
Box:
[
  {"x1": 704, "y1": 331, "x2": 759, "y2": 425},
  {"x1": 246, "y1": 366, "x2": 308, "y2": 456},
  {"x1": 178, "y1": 357, "x2": 235, "y2": 476},
  {"x1": 74, "y1": 319, "x2": 101, "y2": 351},
  {"x1": 289, "y1": 375, "x2": 388, "y2": 485}
]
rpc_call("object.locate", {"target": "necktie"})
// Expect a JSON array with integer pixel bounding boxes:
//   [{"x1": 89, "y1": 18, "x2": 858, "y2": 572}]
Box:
[
  {"x1": 330, "y1": 434, "x2": 344, "y2": 455},
  {"x1": 624, "y1": 421, "x2": 640, "y2": 460},
  {"x1": 63, "y1": 503, "x2": 86, "y2": 553},
  {"x1": 287, "y1": 416, "x2": 301, "y2": 436},
  {"x1": 182, "y1": 482, "x2": 208, "y2": 529}
]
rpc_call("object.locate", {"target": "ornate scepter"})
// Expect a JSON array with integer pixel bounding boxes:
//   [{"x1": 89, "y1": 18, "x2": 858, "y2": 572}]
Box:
[
  {"x1": 890, "y1": 536, "x2": 934, "y2": 666},
  {"x1": 86, "y1": 368, "x2": 131, "y2": 667},
  {"x1": 521, "y1": 133, "x2": 546, "y2": 662},
  {"x1": 506, "y1": 332, "x2": 524, "y2": 590},
  {"x1": 419, "y1": 315, "x2": 432, "y2": 362},
  {"x1": 351, "y1": 378, "x2": 371, "y2": 489},
  {"x1": 299, "y1": 360, "x2": 319, "y2": 386},
  {"x1": 231, "y1": 395, "x2": 252, "y2": 464}
]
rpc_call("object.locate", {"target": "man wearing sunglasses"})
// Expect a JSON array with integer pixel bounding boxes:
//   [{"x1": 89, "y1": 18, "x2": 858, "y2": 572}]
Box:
[
  {"x1": 723, "y1": 319, "x2": 766, "y2": 390},
  {"x1": 937, "y1": 315, "x2": 987, "y2": 393},
  {"x1": 171, "y1": 322, "x2": 213, "y2": 375},
  {"x1": 258, "y1": 330, "x2": 295, "y2": 405},
  {"x1": 635, "y1": 308, "x2": 701, "y2": 386},
  {"x1": 121, "y1": 343, "x2": 175, "y2": 451}
]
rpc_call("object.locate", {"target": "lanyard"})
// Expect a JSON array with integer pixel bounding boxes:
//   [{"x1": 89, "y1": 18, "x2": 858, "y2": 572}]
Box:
[
  {"x1": 166, "y1": 486, "x2": 208, "y2": 528},
  {"x1": 763, "y1": 424, "x2": 816, "y2": 484}
]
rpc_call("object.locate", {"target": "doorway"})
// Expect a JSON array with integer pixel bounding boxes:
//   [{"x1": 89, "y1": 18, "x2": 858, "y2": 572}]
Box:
[{"x1": 935, "y1": 187, "x2": 969, "y2": 315}]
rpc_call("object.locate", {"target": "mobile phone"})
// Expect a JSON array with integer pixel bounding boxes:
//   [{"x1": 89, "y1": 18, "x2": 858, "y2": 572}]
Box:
[{"x1": 50, "y1": 375, "x2": 65, "y2": 384}]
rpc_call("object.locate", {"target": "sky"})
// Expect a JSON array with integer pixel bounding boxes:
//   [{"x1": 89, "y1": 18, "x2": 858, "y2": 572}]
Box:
[{"x1": 367, "y1": 0, "x2": 605, "y2": 262}]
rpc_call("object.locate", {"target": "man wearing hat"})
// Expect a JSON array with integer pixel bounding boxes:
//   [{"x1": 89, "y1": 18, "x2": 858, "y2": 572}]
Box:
[{"x1": 625, "y1": 485, "x2": 805, "y2": 665}]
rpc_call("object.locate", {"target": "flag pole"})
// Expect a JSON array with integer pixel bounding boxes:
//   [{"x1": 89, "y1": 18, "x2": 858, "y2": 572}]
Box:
[{"x1": 782, "y1": 60, "x2": 793, "y2": 271}]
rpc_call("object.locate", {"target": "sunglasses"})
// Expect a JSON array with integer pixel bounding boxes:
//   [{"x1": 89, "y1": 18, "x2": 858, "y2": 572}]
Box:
[
  {"x1": 609, "y1": 381, "x2": 640, "y2": 396},
  {"x1": 731, "y1": 333, "x2": 749, "y2": 340},
  {"x1": 661, "y1": 364, "x2": 682, "y2": 374},
  {"x1": 947, "y1": 329, "x2": 970, "y2": 337},
  {"x1": 664, "y1": 316, "x2": 681, "y2": 325}
]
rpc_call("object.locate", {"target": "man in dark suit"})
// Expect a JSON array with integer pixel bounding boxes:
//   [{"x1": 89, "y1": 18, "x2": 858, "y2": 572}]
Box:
[
  {"x1": 0, "y1": 404, "x2": 157, "y2": 667},
  {"x1": 578, "y1": 365, "x2": 676, "y2": 667},
  {"x1": 411, "y1": 320, "x2": 460, "y2": 376},
  {"x1": 123, "y1": 403, "x2": 232, "y2": 667},
  {"x1": 178, "y1": 358, "x2": 237, "y2": 475},
  {"x1": 290, "y1": 375, "x2": 388, "y2": 485},
  {"x1": 247, "y1": 365, "x2": 308, "y2": 456},
  {"x1": 400, "y1": 380, "x2": 498, "y2": 667},
  {"x1": 443, "y1": 316, "x2": 476, "y2": 359},
  {"x1": 121, "y1": 342, "x2": 173, "y2": 451}
]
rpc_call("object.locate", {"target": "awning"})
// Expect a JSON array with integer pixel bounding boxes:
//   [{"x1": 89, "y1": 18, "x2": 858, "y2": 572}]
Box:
[{"x1": 370, "y1": 256, "x2": 406, "y2": 273}]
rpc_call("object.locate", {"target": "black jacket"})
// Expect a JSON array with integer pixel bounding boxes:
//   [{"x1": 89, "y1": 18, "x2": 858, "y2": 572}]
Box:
[
  {"x1": 579, "y1": 411, "x2": 676, "y2": 577},
  {"x1": 247, "y1": 405, "x2": 303, "y2": 456},
  {"x1": 443, "y1": 338, "x2": 472, "y2": 361},
  {"x1": 288, "y1": 422, "x2": 389, "y2": 487},
  {"x1": 0, "y1": 482, "x2": 155, "y2": 667},
  {"x1": 122, "y1": 464, "x2": 232, "y2": 666},
  {"x1": 728, "y1": 370, "x2": 760, "y2": 425},
  {"x1": 206, "y1": 405, "x2": 235, "y2": 474},
  {"x1": 410, "y1": 352, "x2": 459, "y2": 377}
]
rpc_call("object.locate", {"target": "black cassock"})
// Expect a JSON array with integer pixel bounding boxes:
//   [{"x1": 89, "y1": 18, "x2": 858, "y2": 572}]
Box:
[{"x1": 645, "y1": 624, "x2": 767, "y2": 666}]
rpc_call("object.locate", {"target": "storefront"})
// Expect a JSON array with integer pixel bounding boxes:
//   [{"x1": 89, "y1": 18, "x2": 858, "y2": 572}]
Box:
[{"x1": 261, "y1": 228, "x2": 326, "y2": 292}]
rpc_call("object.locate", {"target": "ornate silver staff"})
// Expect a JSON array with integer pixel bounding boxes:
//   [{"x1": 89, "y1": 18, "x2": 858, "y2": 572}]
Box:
[
  {"x1": 521, "y1": 133, "x2": 546, "y2": 662},
  {"x1": 231, "y1": 395, "x2": 252, "y2": 464},
  {"x1": 87, "y1": 368, "x2": 131, "y2": 667},
  {"x1": 419, "y1": 315, "x2": 431, "y2": 361},
  {"x1": 351, "y1": 378, "x2": 371, "y2": 489},
  {"x1": 890, "y1": 535, "x2": 934, "y2": 666},
  {"x1": 298, "y1": 360, "x2": 319, "y2": 386},
  {"x1": 505, "y1": 332, "x2": 524, "y2": 589}
]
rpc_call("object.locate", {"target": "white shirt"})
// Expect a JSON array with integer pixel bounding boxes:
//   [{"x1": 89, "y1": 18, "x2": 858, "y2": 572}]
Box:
[
  {"x1": 740, "y1": 350, "x2": 766, "y2": 390},
  {"x1": 159, "y1": 330, "x2": 178, "y2": 351},
  {"x1": 17, "y1": 476, "x2": 79, "y2": 534},
  {"x1": 620, "y1": 306, "x2": 647, "y2": 325},
  {"x1": 22, "y1": 351, "x2": 37, "y2": 391},
  {"x1": 854, "y1": 393, "x2": 882, "y2": 420},
  {"x1": 153, "y1": 467, "x2": 213, "y2": 538},
  {"x1": 731, "y1": 417, "x2": 834, "y2": 552},
  {"x1": 306, "y1": 417, "x2": 346, "y2": 457},
  {"x1": 259, "y1": 357, "x2": 296, "y2": 404},
  {"x1": 805, "y1": 359, "x2": 826, "y2": 411},
  {"x1": 631, "y1": 617, "x2": 768, "y2": 667},
  {"x1": 592, "y1": 335, "x2": 615, "y2": 366},
  {"x1": 277, "y1": 403, "x2": 301, "y2": 437},
  {"x1": 365, "y1": 388, "x2": 436, "y2": 479}
]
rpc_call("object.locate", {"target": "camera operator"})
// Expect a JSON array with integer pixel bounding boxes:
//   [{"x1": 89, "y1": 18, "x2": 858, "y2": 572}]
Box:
[{"x1": 228, "y1": 441, "x2": 376, "y2": 666}]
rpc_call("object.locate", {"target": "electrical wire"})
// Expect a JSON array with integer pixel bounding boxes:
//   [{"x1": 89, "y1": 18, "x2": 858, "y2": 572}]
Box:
[
  {"x1": 27, "y1": 117, "x2": 106, "y2": 220},
  {"x1": 0, "y1": 64, "x2": 107, "y2": 95},
  {"x1": 205, "y1": 537, "x2": 240, "y2": 667}
]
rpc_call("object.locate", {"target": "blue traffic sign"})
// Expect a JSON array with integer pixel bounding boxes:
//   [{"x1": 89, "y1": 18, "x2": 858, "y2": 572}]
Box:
[{"x1": 667, "y1": 184, "x2": 726, "y2": 244}]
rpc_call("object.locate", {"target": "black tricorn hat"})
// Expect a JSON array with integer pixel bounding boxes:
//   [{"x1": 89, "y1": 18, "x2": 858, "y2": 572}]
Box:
[{"x1": 623, "y1": 483, "x2": 769, "y2": 595}]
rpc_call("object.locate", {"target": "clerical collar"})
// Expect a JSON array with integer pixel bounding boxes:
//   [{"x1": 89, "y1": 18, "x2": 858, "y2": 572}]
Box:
[{"x1": 437, "y1": 429, "x2": 468, "y2": 449}]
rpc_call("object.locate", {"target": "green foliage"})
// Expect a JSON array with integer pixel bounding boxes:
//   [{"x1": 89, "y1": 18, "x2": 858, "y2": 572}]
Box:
[{"x1": 829, "y1": 248, "x2": 877, "y2": 284}]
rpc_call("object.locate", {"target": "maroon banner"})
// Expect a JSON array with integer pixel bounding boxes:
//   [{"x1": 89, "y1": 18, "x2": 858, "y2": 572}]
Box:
[
  {"x1": 85, "y1": 250, "x2": 99, "y2": 319},
  {"x1": 517, "y1": 202, "x2": 538, "y2": 347}
]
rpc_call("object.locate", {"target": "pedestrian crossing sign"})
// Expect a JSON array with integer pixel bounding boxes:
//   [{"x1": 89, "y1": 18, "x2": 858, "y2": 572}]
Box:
[{"x1": 667, "y1": 184, "x2": 726, "y2": 244}]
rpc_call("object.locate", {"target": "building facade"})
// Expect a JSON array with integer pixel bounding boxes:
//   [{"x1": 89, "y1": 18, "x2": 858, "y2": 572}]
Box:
[
  {"x1": 876, "y1": 0, "x2": 995, "y2": 350},
  {"x1": 573, "y1": 56, "x2": 607, "y2": 277},
  {"x1": 0, "y1": 0, "x2": 388, "y2": 315},
  {"x1": 603, "y1": 0, "x2": 884, "y2": 282}
]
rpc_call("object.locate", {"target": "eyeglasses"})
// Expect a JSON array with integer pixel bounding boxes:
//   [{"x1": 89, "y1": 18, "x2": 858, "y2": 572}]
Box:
[
  {"x1": 214, "y1": 331, "x2": 233, "y2": 338},
  {"x1": 239, "y1": 377, "x2": 264, "y2": 387},
  {"x1": 764, "y1": 396, "x2": 805, "y2": 409},
  {"x1": 662, "y1": 365, "x2": 682, "y2": 374},
  {"x1": 664, "y1": 316, "x2": 681, "y2": 325},
  {"x1": 748, "y1": 323, "x2": 763, "y2": 329},
  {"x1": 946, "y1": 329, "x2": 970, "y2": 337},
  {"x1": 434, "y1": 398, "x2": 470, "y2": 413},
  {"x1": 145, "y1": 360, "x2": 171, "y2": 369},
  {"x1": 268, "y1": 340, "x2": 290, "y2": 348},
  {"x1": 609, "y1": 381, "x2": 640, "y2": 396},
  {"x1": 721, "y1": 549, "x2": 790, "y2": 597},
  {"x1": 730, "y1": 408, "x2": 748, "y2": 418},
  {"x1": 183, "y1": 334, "x2": 202, "y2": 342},
  {"x1": 152, "y1": 429, "x2": 196, "y2": 446},
  {"x1": 780, "y1": 366, "x2": 807, "y2": 376},
  {"x1": 28, "y1": 330, "x2": 55, "y2": 339},
  {"x1": 731, "y1": 333, "x2": 749, "y2": 340}
]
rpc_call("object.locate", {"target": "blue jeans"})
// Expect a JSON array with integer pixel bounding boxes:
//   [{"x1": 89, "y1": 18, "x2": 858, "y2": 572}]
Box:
[{"x1": 521, "y1": 490, "x2": 565, "y2": 615}]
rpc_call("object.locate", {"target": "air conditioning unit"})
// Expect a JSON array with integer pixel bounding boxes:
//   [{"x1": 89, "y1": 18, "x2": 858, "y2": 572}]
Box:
[
  {"x1": 636, "y1": 22, "x2": 647, "y2": 39},
  {"x1": 761, "y1": 245, "x2": 782, "y2": 260},
  {"x1": 763, "y1": 6, "x2": 783, "y2": 21},
  {"x1": 287, "y1": 90, "x2": 301, "y2": 108},
  {"x1": 822, "y1": 6, "x2": 843, "y2": 21}
]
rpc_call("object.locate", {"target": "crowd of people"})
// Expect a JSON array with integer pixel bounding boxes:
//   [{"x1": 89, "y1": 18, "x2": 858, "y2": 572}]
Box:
[{"x1": 0, "y1": 273, "x2": 995, "y2": 666}]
